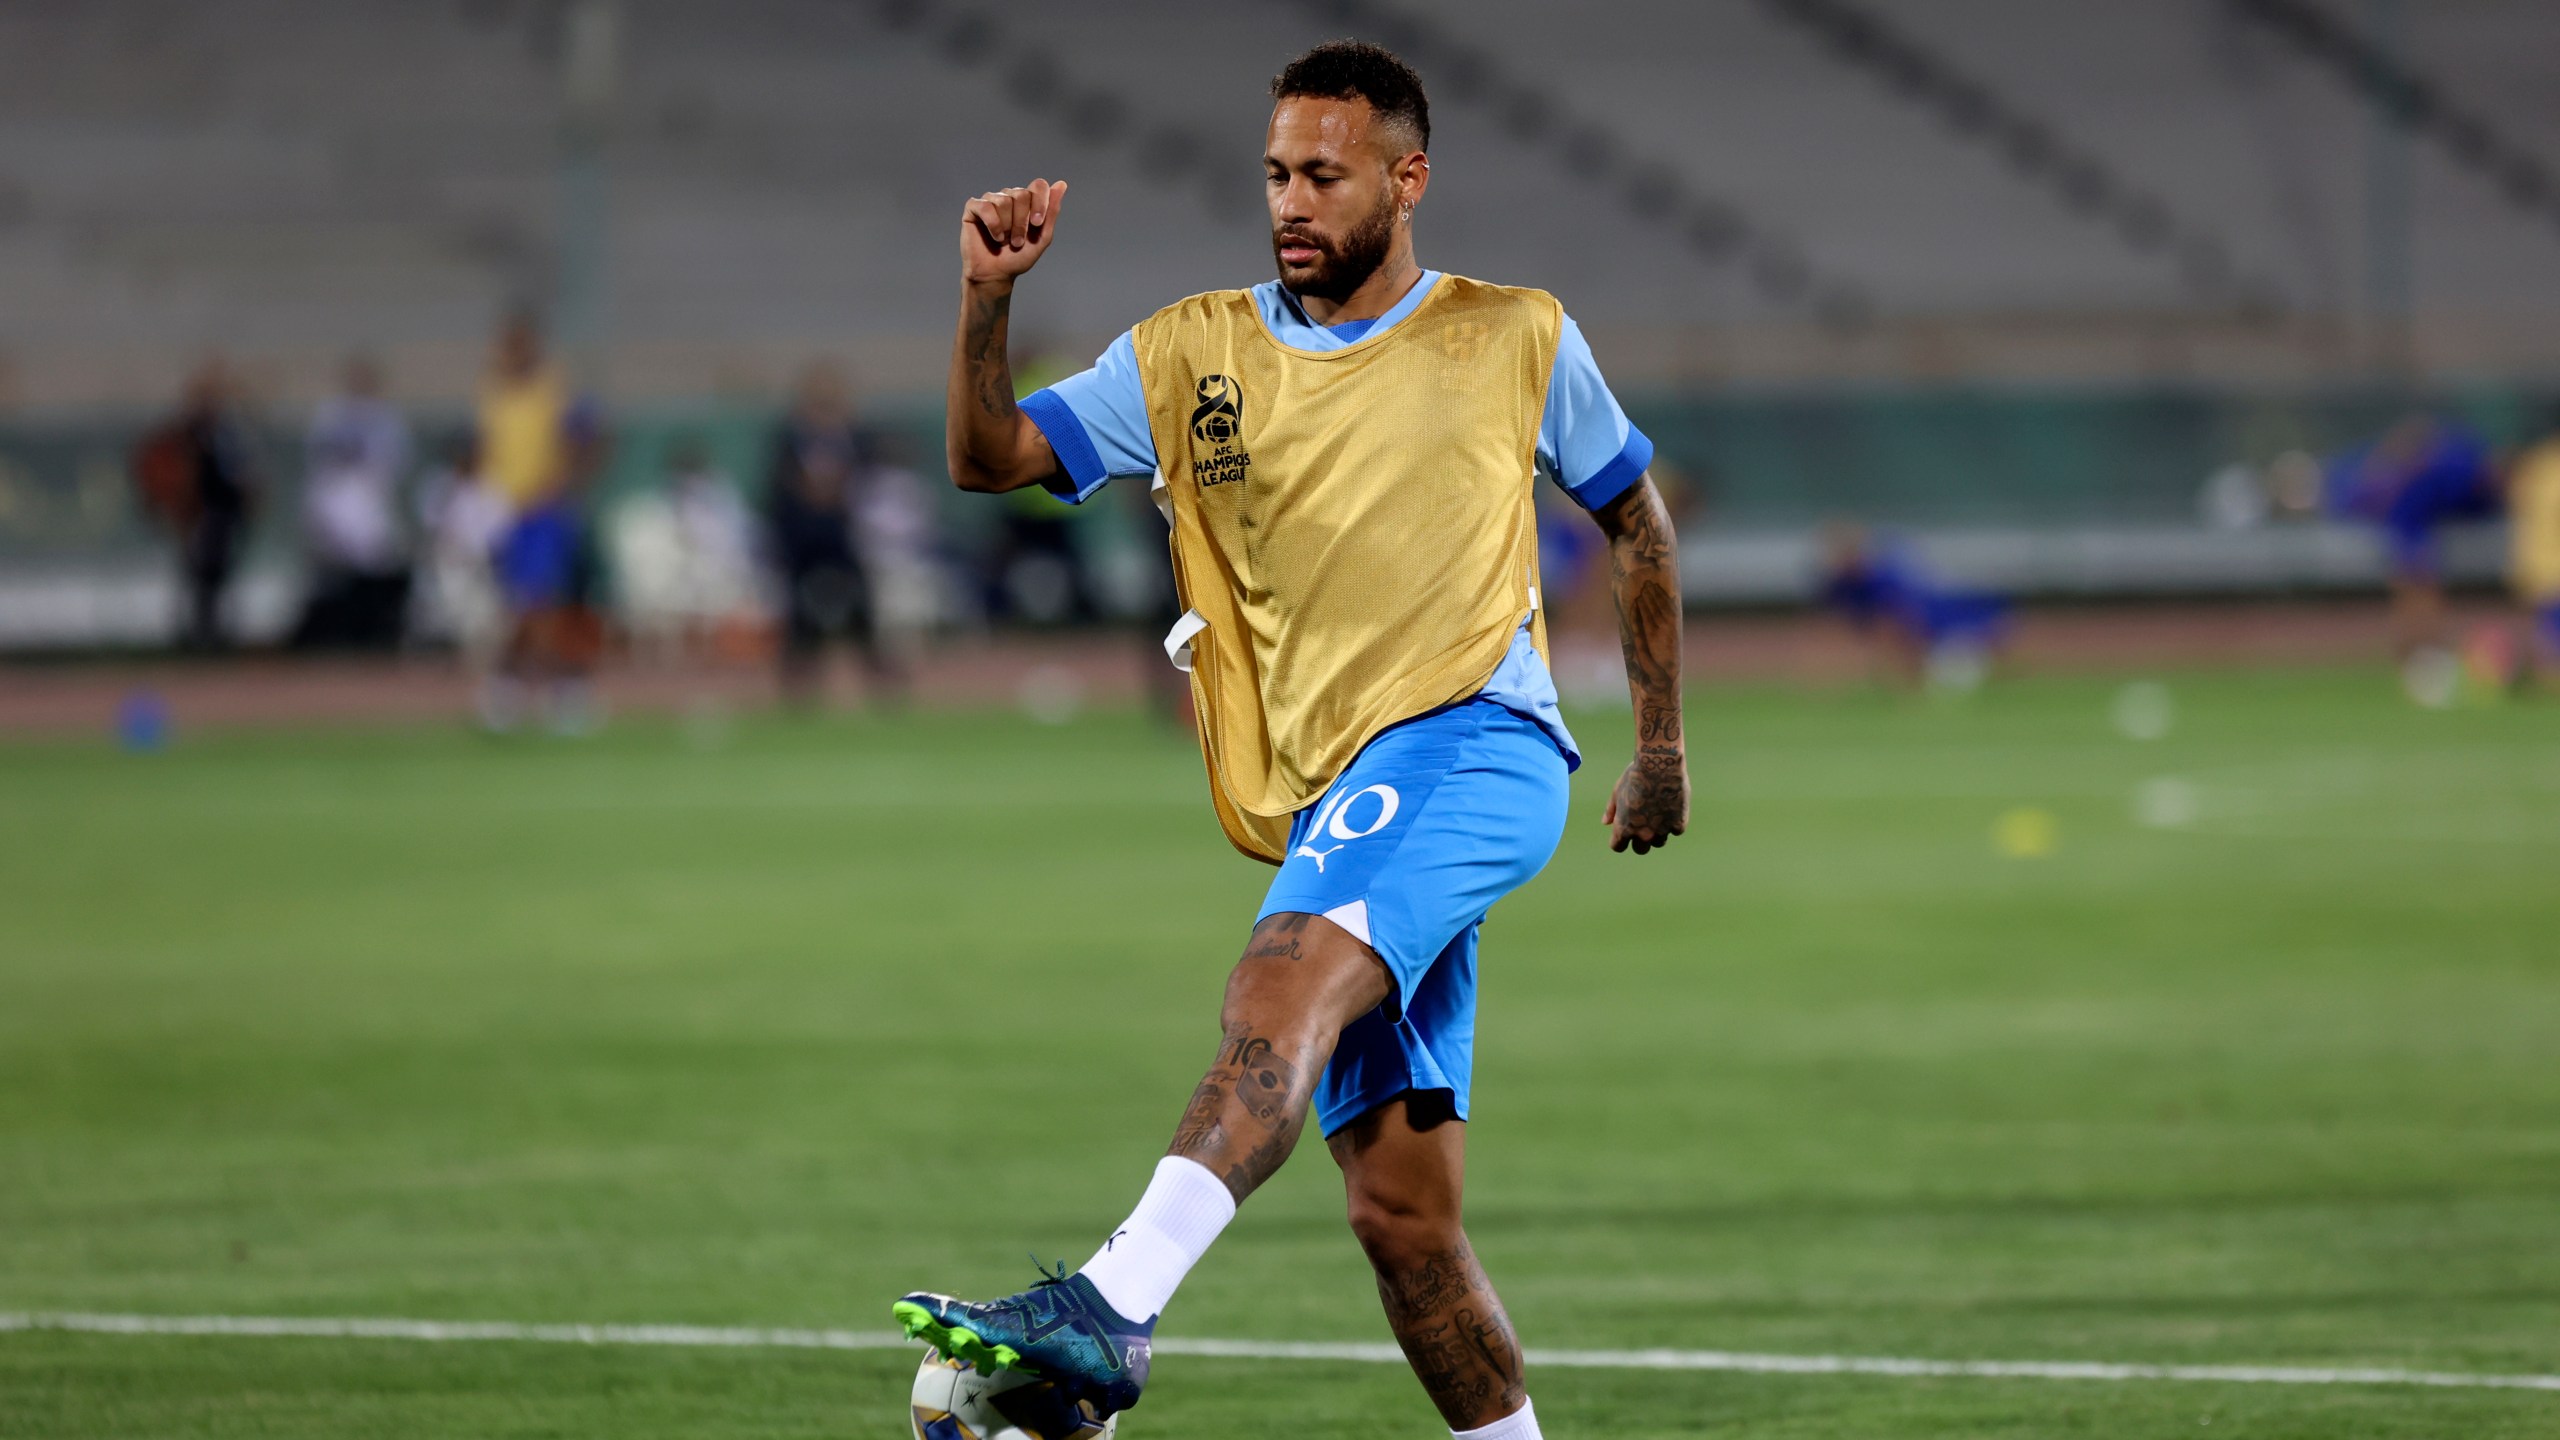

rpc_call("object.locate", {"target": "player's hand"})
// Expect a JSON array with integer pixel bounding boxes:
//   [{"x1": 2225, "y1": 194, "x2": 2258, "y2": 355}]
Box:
[
  {"x1": 960, "y1": 179, "x2": 1068, "y2": 285},
  {"x1": 1603, "y1": 750, "x2": 1688, "y2": 855}
]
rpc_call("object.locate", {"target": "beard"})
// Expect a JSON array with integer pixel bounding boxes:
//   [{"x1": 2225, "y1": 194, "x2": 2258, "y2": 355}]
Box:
[{"x1": 1272, "y1": 189, "x2": 1399, "y2": 303}]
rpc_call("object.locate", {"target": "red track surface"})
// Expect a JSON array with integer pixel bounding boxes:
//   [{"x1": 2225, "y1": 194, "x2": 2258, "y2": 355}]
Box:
[{"x1": 0, "y1": 601, "x2": 2475, "y2": 739}]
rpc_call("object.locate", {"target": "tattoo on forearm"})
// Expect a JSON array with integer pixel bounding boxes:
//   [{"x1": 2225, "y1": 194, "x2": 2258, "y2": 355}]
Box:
[
  {"x1": 949, "y1": 283, "x2": 1064, "y2": 490},
  {"x1": 1601, "y1": 480, "x2": 1683, "y2": 745},
  {"x1": 962, "y1": 289, "x2": 1017, "y2": 424},
  {"x1": 1596, "y1": 478, "x2": 1689, "y2": 843}
]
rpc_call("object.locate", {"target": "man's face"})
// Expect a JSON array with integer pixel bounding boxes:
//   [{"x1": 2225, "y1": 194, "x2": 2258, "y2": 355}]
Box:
[
  {"x1": 498, "y1": 320, "x2": 541, "y2": 378},
  {"x1": 796, "y1": 364, "x2": 850, "y2": 426},
  {"x1": 1265, "y1": 96, "x2": 1413, "y2": 302}
]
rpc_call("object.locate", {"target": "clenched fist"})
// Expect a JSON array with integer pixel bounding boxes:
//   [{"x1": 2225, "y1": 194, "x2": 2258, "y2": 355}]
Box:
[{"x1": 961, "y1": 178, "x2": 1069, "y2": 285}]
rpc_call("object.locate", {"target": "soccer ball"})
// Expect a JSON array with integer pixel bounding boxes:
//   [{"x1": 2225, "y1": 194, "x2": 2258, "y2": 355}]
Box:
[{"x1": 909, "y1": 1347, "x2": 1118, "y2": 1440}]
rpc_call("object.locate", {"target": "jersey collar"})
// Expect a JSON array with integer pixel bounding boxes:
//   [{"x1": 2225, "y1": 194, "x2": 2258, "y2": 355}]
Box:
[{"x1": 1256, "y1": 270, "x2": 1443, "y2": 351}]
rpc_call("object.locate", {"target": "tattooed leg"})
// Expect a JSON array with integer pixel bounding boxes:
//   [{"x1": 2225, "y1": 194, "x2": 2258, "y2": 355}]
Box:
[
  {"x1": 1331, "y1": 1098, "x2": 1528, "y2": 1430},
  {"x1": 1376, "y1": 1241, "x2": 1528, "y2": 1429},
  {"x1": 1060, "y1": 912, "x2": 1380, "y2": 1331},
  {"x1": 1165, "y1": 911, "x2": 1391, "y2": 1203}
]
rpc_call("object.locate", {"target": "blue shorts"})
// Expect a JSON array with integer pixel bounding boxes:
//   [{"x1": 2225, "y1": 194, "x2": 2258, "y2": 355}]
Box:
[
  {"x1": 2382, "y1": 470, "x2": 2500, "y2": 580},
  {"x1": 496, "y1": 504, "x2": 585, "y2": 610},
  {"x1": 1915, "y1": 591, "x2": 2009, "y2": 649},
  {"x1": 2537, "y1": 601, "x2": 2560, "y2": 653},
  {"x1": 1255, "y1": 699, "x2": 1571, "y2": 1138}
]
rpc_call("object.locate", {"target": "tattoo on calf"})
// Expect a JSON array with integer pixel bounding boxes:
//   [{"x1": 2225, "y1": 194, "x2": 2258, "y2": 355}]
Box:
[
  {"x1": 1223, "y1": 1032, "x2": 1297, "y2": 1124},
  {"x1": 1378, "y1": 1246, "x2": 1473, "y2": 1323},
  {"x1": 1221, "y1": 1130, "x2": 1295, "y2": 1196},
  {"x1": 1461, "y1": 1304, "x2": 1528, "y2": 1408},
  {"x1": 1169, "y1": 1077, "x2": 1226, "y2": 1153},
  {"x1": 1374, "y1": 1243, "x2": 1529, "y2": 1423},
  {"x1": 1166, "y1": 1022, "x2": 1315, "y2": 1197},
  {"x1": 1400, "y1": 1319, "x2": 1491, "y2": 1412}
]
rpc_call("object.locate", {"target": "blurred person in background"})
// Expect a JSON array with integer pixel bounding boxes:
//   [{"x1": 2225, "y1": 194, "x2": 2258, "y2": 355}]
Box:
[
  {"x1": 290, "y1": 355, "x2": 413, "y2": 651},
  {"x1": 2508, "y1": 408, "x2": 2560, "y2": 691},
  {"x1": 132, "y1": 359, "x2": 261, "y2": 651},
  {"x1": 1121, "y1": 469, "x2": 1190, "y2": 727},
  {"x1": 984, "y1": 347, "x2": 1095, "y2": 626},
  {"x1": 1535, "y1": 481, "x2": 1608, "y2": 632},
  {"x1": 416, "y1": 430, "x2": 512, "y2": 686},
  {"x1": 487, "y1": 401, "x2": 610, "y2": 734},
  {"x1": 478, "y1": 310, "x2": 571, "y2": 508},
  {"x1": 2312, "y1": 414, "x2": 2501, "y2": 681},
  {"x1": 989, "y1": 459, "x2": 1096, "y2": 626},
  {"x1": 610, "y1": 432, "x2": 761, "y2": 661},
  {"x1": 849, "y1": 429, "x2": 937, "y2": 695},
  {"x1": 764, "y1": 362, "x2": 898, "y2": 706},
  {"x1": 1817, "y1": 522, "x2": 2010, "y2": 692}
]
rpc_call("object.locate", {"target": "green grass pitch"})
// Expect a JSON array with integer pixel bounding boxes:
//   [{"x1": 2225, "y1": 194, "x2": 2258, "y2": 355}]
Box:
[{"x1": 3, "y1": 668, "x2": 2557, "y2": 1437}]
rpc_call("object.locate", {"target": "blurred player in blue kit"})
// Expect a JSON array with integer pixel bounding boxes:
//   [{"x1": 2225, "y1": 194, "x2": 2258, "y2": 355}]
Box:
[
  {"x1": 486, "y1": 399, "x2": 609, "y2": 734},
  {"x1": 1817, "y1": 523, "x2": 2010, "y2": 691},
  {"x1": 2316, "y1": 415, "x2": 2502, "y2": 667},
  {"x1": 2506, "y1": 411, "x2": 2560, "y2": 691}
]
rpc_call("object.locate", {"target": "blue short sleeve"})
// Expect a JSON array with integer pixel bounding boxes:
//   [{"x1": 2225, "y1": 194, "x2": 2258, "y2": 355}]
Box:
[
  {"x1": 1538, "y1": 315, "x2": 1652, "y2": 512},
  {"x1": 1019, "y1": 331, "x2": 1159, "y2": 504}
]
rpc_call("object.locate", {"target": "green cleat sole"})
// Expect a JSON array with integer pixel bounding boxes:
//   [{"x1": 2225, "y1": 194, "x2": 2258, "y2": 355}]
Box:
[{"x1": 892, "y1": 1300, "x2": 1030, "y2": 1376}]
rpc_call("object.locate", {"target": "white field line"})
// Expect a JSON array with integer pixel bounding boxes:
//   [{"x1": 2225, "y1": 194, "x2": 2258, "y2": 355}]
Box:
[{"x1": 3, "y1": 1311, "x2": 2556, "y2": 1393}]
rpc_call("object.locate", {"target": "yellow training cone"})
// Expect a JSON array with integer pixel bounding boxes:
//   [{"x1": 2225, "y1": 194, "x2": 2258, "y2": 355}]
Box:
[{"x1": 1994, "y1": 807, "x2": 2057, "y2": 859}]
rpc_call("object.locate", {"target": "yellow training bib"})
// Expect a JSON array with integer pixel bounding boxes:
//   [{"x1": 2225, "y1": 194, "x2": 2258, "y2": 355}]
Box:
[
  {"x1": 478, "y1": 367, "x2": 570, "y2": 506},
  {"x1": 1134, "y1": 275, "x2": 1562, "y2": 863},
  {"x1": 2512, "y1": 439, "x2": 2560, "y2": 603}
]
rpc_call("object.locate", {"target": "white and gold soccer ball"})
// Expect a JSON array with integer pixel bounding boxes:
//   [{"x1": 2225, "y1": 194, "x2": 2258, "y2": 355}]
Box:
[{"x1": 909, "y1": 1346, "x2": 1118, "y2": 1440}]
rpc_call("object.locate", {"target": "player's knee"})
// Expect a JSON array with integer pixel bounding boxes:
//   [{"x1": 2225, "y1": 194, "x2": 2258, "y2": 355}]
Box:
[
  {"x1": 1218, "y1": 918, "x2": 1381, "y2": 1035},
  {"x1": 1216, "y1": 953, "x2": 1303, "y2": 1035},
  {"x1": 1343, "y1": 1184, "x2": 1460, "y2": 1274}
]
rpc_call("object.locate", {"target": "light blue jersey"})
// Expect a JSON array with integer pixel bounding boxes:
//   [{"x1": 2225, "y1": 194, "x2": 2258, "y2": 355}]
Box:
[{"x1": 1017, "y1": 270, "x2": 1652, "y2": 770}]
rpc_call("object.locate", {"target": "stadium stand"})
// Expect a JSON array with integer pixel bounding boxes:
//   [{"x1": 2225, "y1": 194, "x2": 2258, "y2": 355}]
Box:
[
  {"x1": 1, "y1": 0, "x2": 2557, "y2": 642},
  {"x1": 1757, "y1": 0, "x2": 2285, "y2": 315},
  {"x1": 6, "y1": 0, "x2": 2560, "y2": 405},
  {"x1": 2230, "y1": 0, "x2": 2560, "y2": 239}
]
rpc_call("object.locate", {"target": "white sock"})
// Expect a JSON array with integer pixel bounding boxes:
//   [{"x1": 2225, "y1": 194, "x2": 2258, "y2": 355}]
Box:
[
  {"x1": 1074, "y1": 1156, "x2": 1236, "y2": 1325},
  {"x1": 1453, "y1": 1396, "x2": 1541, "y2": 1440}
]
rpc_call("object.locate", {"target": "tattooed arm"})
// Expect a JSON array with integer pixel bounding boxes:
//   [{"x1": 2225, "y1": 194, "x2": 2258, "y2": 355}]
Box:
[
  {"x1": 1592, "y1": 476, "x2": 1689, "y2": 854},
  {"x1": 947, "y1": 178, "x2": 1070, "y2": 494}
]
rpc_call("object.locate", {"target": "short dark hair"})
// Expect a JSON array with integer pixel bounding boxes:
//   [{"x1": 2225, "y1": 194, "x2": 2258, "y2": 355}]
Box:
[{"x1": 1271, "y1": 40, "x2": 1429, "y2": 153}]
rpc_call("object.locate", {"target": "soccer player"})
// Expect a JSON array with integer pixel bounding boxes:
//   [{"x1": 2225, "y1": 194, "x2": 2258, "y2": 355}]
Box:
[
  {"x1": 2315, "y1": 414, "x2": 2502, "y2": 667},
  {"x1": 2509, "y1": 412, "x2": 2560, "y2": 690},
  {"x1": 1815, "y1": 522, "x2": 2010, "y2": 691},
  {"x1": 895, "y1": 44, "x2": 1686, "y2": 1440}
]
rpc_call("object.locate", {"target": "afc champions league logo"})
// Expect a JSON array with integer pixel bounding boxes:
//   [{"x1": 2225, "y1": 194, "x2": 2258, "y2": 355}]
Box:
[
  {"x1": 1189, "y1": 374, "x2": 1253, "y2": 487},
  {"x1": 1190, "y1": 374, "x2": 1243, "y2": 443}
]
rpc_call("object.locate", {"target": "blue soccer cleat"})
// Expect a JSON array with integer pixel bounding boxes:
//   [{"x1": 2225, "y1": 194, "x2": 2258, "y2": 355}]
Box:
[{"x1": 894, "y1": 1263, "x2": 1153, "y2": 1417}]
